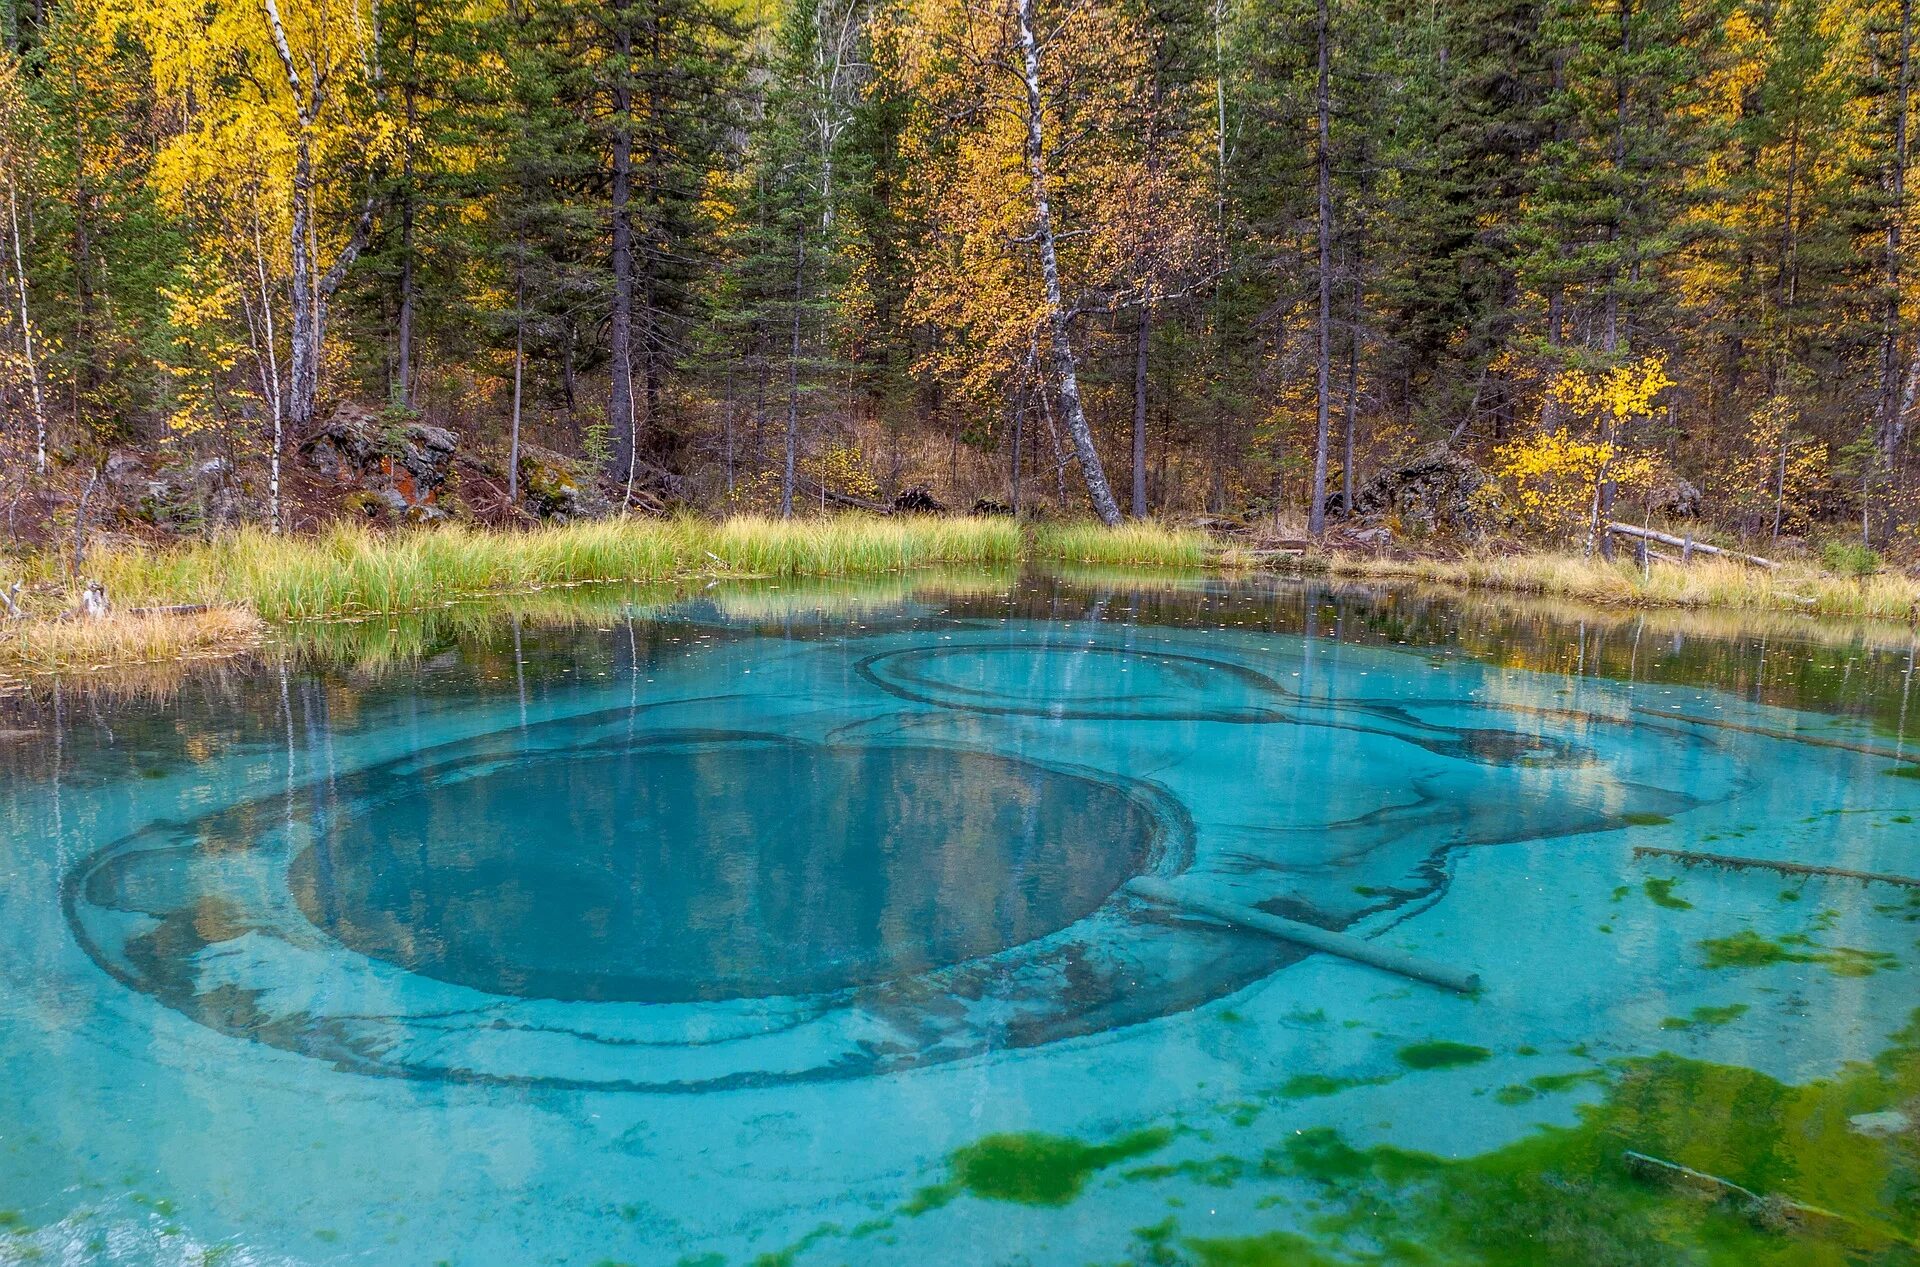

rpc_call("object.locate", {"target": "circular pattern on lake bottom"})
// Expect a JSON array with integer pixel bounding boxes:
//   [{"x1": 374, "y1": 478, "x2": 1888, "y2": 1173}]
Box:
[
  {"x1": 287, "y1": 737, "x2": 1158, "y2": 1003},
  {"x1": 63, "y1": 710, "x2": 1206, "y2": 1090}
]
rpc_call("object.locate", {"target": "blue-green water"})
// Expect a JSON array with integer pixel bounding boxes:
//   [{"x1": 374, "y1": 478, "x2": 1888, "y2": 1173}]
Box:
[{"x1": 3, "y1": 575, "x2": 1918, "y2": 1264}]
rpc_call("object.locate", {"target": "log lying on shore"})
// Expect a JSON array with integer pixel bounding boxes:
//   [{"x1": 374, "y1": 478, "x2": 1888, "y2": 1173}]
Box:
[
  {"x1": 1126, "y1": 877, "x2": 1483, "y2": 994},
  {"x1": 1634, "y1": 845, "x2": 1920, "y2": 889},
  {"x1": 127, "y1": 603, "x2": 213, "y2": 617},
  {"x1": 1604, "y1": 522, "x2": 1777, "y2": 569}
]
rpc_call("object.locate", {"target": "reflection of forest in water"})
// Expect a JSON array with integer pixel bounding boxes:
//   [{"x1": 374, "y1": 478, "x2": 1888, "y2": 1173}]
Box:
[
  {"x1": 4, "y1": 568, "x2": 1917, "y2": 791},
  {"x1": 282, "y1": 738, "x2": 1157, "y2": 1001}
]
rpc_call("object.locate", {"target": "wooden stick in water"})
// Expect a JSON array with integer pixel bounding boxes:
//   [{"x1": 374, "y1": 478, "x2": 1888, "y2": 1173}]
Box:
[
  {"x1": 1126, "y1": 877, "x2": 1483, "y2": 994},
  {"x1": 1634, "y1": 845, "x2": 1920, "y2": 889}
]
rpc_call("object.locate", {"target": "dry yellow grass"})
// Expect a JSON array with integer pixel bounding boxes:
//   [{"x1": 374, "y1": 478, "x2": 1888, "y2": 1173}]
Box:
[
  {"x1": 0, "y1": 606, "x2": 264, "y2": 678},
  {"x1": 1308, "y1": 550, "x2": 1920, "y2": 621}
]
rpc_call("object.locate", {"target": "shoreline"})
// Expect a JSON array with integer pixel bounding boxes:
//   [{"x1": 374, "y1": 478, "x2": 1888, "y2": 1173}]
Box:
[{"x1": 3, "y1": 515, "x2": 1915, "y2": 680}]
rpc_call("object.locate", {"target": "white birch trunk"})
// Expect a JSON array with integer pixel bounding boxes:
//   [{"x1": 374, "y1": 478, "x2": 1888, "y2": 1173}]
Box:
[
  {"x1": 1015, "y1": 0, "x2": 1121, "y2": 525},
  {"x1": 7, "y1": 173, "x2": 45, "y2": 476}
]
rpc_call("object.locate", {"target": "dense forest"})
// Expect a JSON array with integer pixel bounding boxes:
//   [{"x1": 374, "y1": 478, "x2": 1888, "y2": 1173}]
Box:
[{"x1": 0, "y1": 0, "x2": 1914, "y2": 549}]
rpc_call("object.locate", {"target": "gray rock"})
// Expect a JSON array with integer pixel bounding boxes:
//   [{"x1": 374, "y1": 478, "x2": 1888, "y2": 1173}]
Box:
[
  {"x1": 1847, "y1": 1109, "x2": 1911, "y2": 1138},
  {"x1": 1349, "y1": 444, "x2": 1505, "y2": 539},
  {"x1": 516, "y1": 445, "x2": 611, "y2": 522},
  {"x1": 1648, "y1": 479, "x2": 1704, "y2": 520}
]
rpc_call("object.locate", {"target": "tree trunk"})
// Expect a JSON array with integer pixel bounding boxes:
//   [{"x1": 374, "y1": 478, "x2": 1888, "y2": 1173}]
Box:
[
  {"x1": 286, "y1": 127, "x2": 319, "y2": 432},
  {"x1": 1131, "y1": 297, "x2": 1149, "y2": 517},
  {"x1": 6, "y1": 170, "x2": 44, "y2": 475},
  {"x1": 781, "y1": 234, "x2": 806, "y2": 518},
  {"x1": 1307, "y1": 0, "x2": 1333, "y2": 536},
  {"x1": 395, "y1": 27, "x2": 419, "y2": 411},
  {"x1": 608, "y1": 0, "x2": 637, "y2": 480},
  {"x1": 1343, "y1": 280, "x2": 1358, "y2": 513},
  {"x1": 264, "y1": 0, "x2": 371, "y2": 435},
  {"x1": 509, "y1": 269, "x2": 525, "y2": 504},
  {"x1": 250, "y1": 212, "x2": 285, "y2": 532},
  {"x1": 1772, "y1": 418, "x2": 1790, "y2": 543},
  {"x1": 70, "y1": 80, "x2": 97, "y2": 430},
  {"x1": 1011, "y1": 377, "x2": 1026, "y2": 514},
  {"x1": 1015, "y1": 0, "x2": 1121, "y2": 525},
  {"x1": 1873, "y1": 0, "x2": 1914, "y2": 538},
  {"x1": 396, "y1": 183, "x2": 414, "y2": 409}
]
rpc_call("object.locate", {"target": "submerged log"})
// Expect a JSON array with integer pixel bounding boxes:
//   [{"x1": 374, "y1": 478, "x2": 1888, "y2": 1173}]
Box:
[
  {"x1": 1126, "y1": 877, "x2": 1482, "y2": 994},
  {"x1": 1634, "y1": 845, "x2": 1920, "y2": 889}
]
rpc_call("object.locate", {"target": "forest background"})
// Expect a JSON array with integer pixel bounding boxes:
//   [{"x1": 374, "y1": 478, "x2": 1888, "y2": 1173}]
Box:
[{"x1": 0, "y1": 0, "x2": 1915, "y2": 559}]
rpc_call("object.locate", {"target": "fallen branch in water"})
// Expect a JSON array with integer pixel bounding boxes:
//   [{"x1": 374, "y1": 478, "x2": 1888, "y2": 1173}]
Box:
[
  {"x1": 1634, "y1": 845, "x2": 1920, "y2": 889},
  {"x1": 1623, "y1": 1151, "x2": 1907, "y2": 1243}
]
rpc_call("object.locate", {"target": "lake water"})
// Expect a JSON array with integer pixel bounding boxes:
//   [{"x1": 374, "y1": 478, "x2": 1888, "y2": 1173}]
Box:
[{"x1": 2, "y1": 572, "x2": 1918, "y2": 1265}]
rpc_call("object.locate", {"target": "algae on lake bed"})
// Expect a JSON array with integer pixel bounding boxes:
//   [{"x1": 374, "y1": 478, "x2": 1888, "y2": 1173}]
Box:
[
  {"x1": 913, "y1": 1128, "x2": 1175, "y2": 1208},
  {"x1": 1700, "y1": 928, "x2": 1901, "y2": 977},
  {"x1": 1105, "y1": 1009, "x2": 1920, "y2": 1266},
  {"x1": 1396, "y1": 1041, "x2": 1493, "y2": 1070}
]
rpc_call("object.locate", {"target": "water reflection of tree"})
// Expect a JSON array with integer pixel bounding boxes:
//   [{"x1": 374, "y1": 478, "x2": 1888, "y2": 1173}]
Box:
[{"x1": 5, "y1": 572, "x2": 1916, "y2": 786}]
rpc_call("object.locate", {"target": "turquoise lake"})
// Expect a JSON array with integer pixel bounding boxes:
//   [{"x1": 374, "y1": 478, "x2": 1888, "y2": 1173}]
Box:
[{"x1": 2, "y1": 573, "x2": 1918, "y2": 1264}]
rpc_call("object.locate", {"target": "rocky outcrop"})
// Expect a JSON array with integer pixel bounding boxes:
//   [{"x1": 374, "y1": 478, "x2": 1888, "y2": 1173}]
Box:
[
  {"x1": 300, "y1": 403, "x2": 456, "y2": 521},
  {"x1": 1647, "y1": 479, "x2": 1704, "y2": 520},
  {"x1": 515, "y1": 445, "x2": 612, "y2": 522},
  {"x1": 117, "y1": 452, "x2": 250, "y2": 530},
  {"x1": 1348, "y1": 444, "x2": 1505, "y2": 539}
]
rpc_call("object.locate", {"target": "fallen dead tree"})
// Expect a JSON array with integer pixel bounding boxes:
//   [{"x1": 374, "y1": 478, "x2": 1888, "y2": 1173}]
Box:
[{"x1": 1605, "y1": 522, "x2": 1777, "y2": 569}]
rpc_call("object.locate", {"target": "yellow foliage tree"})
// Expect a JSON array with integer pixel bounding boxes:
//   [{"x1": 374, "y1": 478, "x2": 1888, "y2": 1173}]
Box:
[
  {"x1": 1493, "y1": 355, "x2": 1671, "y2": 548},
  {"x1": 98, "y1": 0, "x2": 391, "y2": 443}
]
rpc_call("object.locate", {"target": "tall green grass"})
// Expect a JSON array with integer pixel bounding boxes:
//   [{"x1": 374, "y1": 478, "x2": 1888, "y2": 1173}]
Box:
[
  {"x1": 1029, "y1": 520, "x2": 1214, "y2": 567},
  {"x1": 85, "y1": 515, "x2": 1028, "y2": 620}
]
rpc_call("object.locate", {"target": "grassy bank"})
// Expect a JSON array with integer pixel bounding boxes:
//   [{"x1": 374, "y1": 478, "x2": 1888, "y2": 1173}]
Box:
[
  {"x1": 1303, "y1": 550, "x2": 1920, "y2": 622},
  {"x1": 9, "y1": 514, "x2": 1918, "y2": 681},
  {"x1": 81, "y1": 515, "x2": 1037, "y2": 621}
]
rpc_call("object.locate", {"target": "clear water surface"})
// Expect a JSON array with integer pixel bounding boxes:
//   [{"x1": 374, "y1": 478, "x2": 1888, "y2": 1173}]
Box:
[{"x1": 2, "y1": 572, "x2": 1918, "y2": 1265}]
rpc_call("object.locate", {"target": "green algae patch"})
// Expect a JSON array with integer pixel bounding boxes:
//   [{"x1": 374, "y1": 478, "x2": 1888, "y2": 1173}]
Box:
[
  {"x1": 1396, "y1": 1041, "x2": 1492, "y2": 1070},
  {"x1": 1884, "y1": 764, "x2": 1920, "y2": 779},
  {"x1": 1622, "y1": 812, "x2": 1674, "y2": 827},
  {"x1": 1660, "y1": 1002, "x2": 1751, "y2": 1031},
  {"x1": 1700, "y1": 929, "x2": 1900, "y2": 977},
  {"x1": 1136, "y1": 1011, "x2": 1920, "y2": 1267},
  {"x1": 922, "y1": 1127, "x2": 1173, "y2": 1208},
  {"x1": 1185, "y1": 1230, "x2": 1351, "y2": 1266},
  {"x1": 1276, "y1": 1073, "x2": 1370, "y2": 1099},
  {"x1": 1643, "y1": 877, "x2": 1694, "y2": 910}
]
